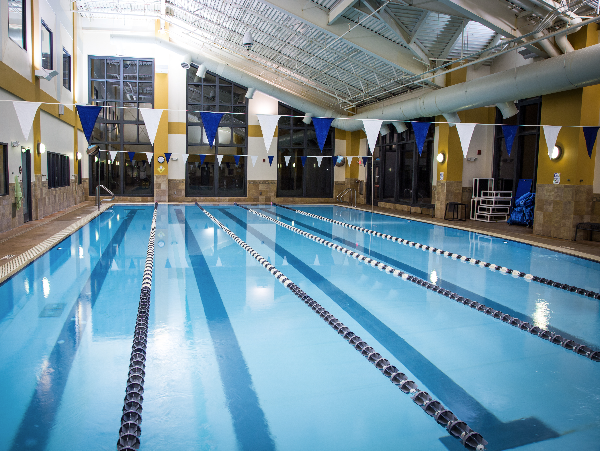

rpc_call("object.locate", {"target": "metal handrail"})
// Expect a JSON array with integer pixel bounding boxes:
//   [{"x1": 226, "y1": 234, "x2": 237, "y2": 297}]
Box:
[
  {"x1": 337, "y1": 188, "x2": 356, "y2": 207},
  {"x1": 96, "y1": 185, "x2": 115, "y2": 210}
]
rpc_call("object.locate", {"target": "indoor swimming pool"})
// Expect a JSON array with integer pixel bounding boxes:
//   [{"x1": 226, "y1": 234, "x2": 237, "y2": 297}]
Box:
[{"x1": 1, "y1": 204, "x2": 599, "y2": 451}]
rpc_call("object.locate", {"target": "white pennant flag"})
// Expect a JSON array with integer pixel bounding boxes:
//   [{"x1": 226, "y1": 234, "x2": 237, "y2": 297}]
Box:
[
  {"x1": 217, "y1": 155, "x2": 223, "y2": 166},
  {"x1": 315, "y1": 156, "x2": 324, "y2": 167},
  {"x1": 347, "y1": 156, "x2": 353, "y2": 166},
  {"x1": 455, "y1": 123, "x2": 478, "y2": 158},
  {"x1": 109, "y1": 150, "x2": 118, "y2": 161},
  {"x1": 543, "y1": 125, "x2": 562, "y2": 159},
  {"x1": 145, "y1": 152, "x2": 153, "y2": 163},
  {"x1": 13, "y1": 101, "x2": 42, "y2": 139},
  {"x1": 361, "y1": 119, "x2": 383, "y2": 154},
  {"x1": 139, "y1": 108, "x2": 165, "y2": 146},
  {"x1": 256, "y1": 114, "x2": 281, "y2": 153},
  {"x1": 251, "y1": 155, "x2": 258, "y2": 167},
  {"x1": 181, "y1": 154, "x2": 189, "y2": 163},
  {"x1": 284, "y1": 155, "x2": 291, "y2": 166}
]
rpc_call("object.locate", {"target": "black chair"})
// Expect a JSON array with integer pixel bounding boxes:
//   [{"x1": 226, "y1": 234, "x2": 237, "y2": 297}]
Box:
[{"x1": 444, "y1": 202, "x2": 466, "y2": 221}]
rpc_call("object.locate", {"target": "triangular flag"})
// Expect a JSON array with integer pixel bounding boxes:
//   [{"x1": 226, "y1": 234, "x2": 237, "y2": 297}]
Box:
[
  {"x1": 217, "y1": 155, "x2": 223, "y2": 166},
  {"x1": 455, "y1": 123, "x2": 477, "y2": 158},
  {"x1": 181, "y1": 154, "x2": 189, "y2": 163},
  {"x1": 315, "y1": 156, "x2": 323, "y2": 167},
  {"x1": 256, "y1": 114, "x2": 281, "y2": 153},
  {"x1": 412, "y1": 122, "x2": 431, "y2": 156},
  {"x1": 75, "y1": 105, "x2": 103, "y2": 144},
  {"x1": 200, "y1": 112, "x2": 225, "y2": 147},
  {"x1": 111, "y1": 260, "x2": 119, "y2": 270},
  {"x1": 284, "y1": 155, "x2": 291, "y2": 166},
  {"x1": 502, "y1": 125, "x2": 518, "y2": 156},
  {"x1": 128, "y1": 152, "x2": 135, "y2": 161},
  {"x1": 13, "y1": 101, "x2": 42, "y2": 140},
  {"x1": 301, "y1": 156, "x2": 307, "y2": 167},
  {"x1": 164, "y1": 153, "x2": 172, "y2": 163},
  {"x1": 216, "y1": 257, "x2": 222, "y2": 267},
  {"x1": 165, "y1": 259, "x2": 172, "y2": 268},
  {"x1": 347, "y1": 156, "x2": 354, "y2": 166},
  {"x1": 361, "y1": 119, "x2": 383, "y2": 154},
  {"x1": 583, "y1": 127, "x2": 600, "y2": 159},
  {"x1": 362, "y1": 156, "x2": 369, "y2": 166},
  {"x1": 268, "y1": 155, "x2": 274, "y2": 166},
  {"x1": 200, "y1": 155, "x2": 206, "y2": 165},
  {"x1": 314, "y1": 255, "x2": 320, "y2": 265},
  {"x1": 109, "y1": 151, "x2": 118, "y2": 161},
  {"x1": 145, "y1": 152, "x2": 153, "y2": 163},
  {"x1": 139, "y1": 108, "x2": 165, "y2": 146},
  {"x1": 332, "y1": 156, "x2": 338, "y2": 166},
  {"x1": 234, "y1": 155, "x2": 240, "y2": 166},
  {"x1": 251, "y1": 155, "x2": 258, "y2": 167},
  {"x1": 312, "y1": 117, "x2": 334, "y2": 152},
  {"x1": 543, "y1": 126, "x2": 562, "y2": 159},
  {"x1": 282, "y1": 256, "x2": 288, "y2": 266}
]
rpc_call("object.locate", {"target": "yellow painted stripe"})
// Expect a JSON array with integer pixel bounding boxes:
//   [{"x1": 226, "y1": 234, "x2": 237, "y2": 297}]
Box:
[
  {"x1": 249, "y1": 124, "x2": 278, "y2": 137},
  {"x1": 168, "y1": 122, "x2": 186, "y2": 134}
]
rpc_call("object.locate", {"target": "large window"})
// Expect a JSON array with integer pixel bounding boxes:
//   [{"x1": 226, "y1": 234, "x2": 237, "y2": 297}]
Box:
[
  {"x1": 0, "y1": 144, "x2": 7, "y2": 196},
  {"x1": 186, "y1": 66, "x2": 248, "y2": 197},
  {"x1": 41, "y1": 20, "x2": 52, "y2": 70},
  {"x1": 63, "y1": 49, "x2": 71, "y2": 91},
  {"x1": 89, "y1": 56, "x2": 154, "y2": 196},
  {"x1": 371, "y1": 121, "x2": 434, "y2": 206},
  {"x1": 47, "y1": 152, "x2": 70, "y2": 188},
  {"x1": 8, "y1": 0, "x2": 26, "y2": 49},
  {"x1": 493, "y1": 98, "x2": 541, "y2": 194},
  {"x1": 277, "y1": 103, "x2": 334, "y2": 198}
]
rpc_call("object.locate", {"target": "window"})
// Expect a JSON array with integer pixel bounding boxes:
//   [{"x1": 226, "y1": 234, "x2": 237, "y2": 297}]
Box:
[
  {"x1": 88, "y1": 56, "x2": 154, "y2": 196},
  {"x1": 277, "y1": 103, "x2": 334, "y2": 198},
  {"x1": 47, "y1": 152, "x2": 70, "y2": 188},
  {"x1": 372, "y1": 121, "x2": 434, "y2": 206},
  {"x1": 8, "y1": 0, "x2": 26, "y2": 49},
  {"x1": 63, "y1": 49, "x2": 71, "y2": 91},
  {"x1": 41, "y1": 20, "x2": 52, "y2": 70},
  {"x1": 0, "y1": 144, "x2": 8, "y2": 196},
  {"x1": 186, "y1": 66, "x2": 248, "y2": 197}
]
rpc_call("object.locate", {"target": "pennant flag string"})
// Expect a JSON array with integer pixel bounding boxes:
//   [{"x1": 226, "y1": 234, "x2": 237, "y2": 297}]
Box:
[
  {"x1": 543, "y1": 126, "x2": 561, "y2": 159},
  {"x1": 455, "y1": 123, "x2": 477, "y2": 158},
  {"x1": 217, "y1": 154, "x2": 223, "y2": 166},
  {"x1": 301, "y1": 156, "x2": 307, "y2": 167},
  {"x1": 362, "y1": 156, "x2": 369, "y2": 166},
  {"x1": 361, "y1": 119, "x2": 383, "y2": 155},
  {"x1": 76, "y1": 105, "x2": 103, "y2": 144},
  {"x1": 257, "y1": 114, "x2": 281, "y2": 153},
  {"x1": 200, "y1": 112, "x2": 225, "y2": 148},
  {"x1": 234, "y1": 155, "x2": 240, "y2": 166},
  {"x1": 127, "y1": 152, "x2": 136, "y2": 162},
  {"x1": 268, "y1": 155, "x2": 274, "y2": 166},
  {"x1": 284, "y1": 155, "x2": 291, "y2": 166},
  {"x1": 583, "y1": 127, "x2": 600, "y2": 159},
  {"x1": 312, "y1": 117, "x2": 334, "y2": 152},
  {"x1": 145, "y1": 152, "x2": 153, "y2": 164},
  {"x1": 502, "y1": 125, "x2": 519, "y2": 156},
  {"x1": 412, "y1": 122, "x2": 431, "y2": 156},
  {"x1": 251, "y1": 155, "x2": 258, "y2": 167},
  {"x1": 13, "y1": 101, "x2": 42, "y2": 140}
]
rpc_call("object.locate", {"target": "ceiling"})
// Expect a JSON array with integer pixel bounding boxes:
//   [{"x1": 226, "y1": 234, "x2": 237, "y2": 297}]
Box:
[{"x1": 74, "y1": 0, "x2": 600, "y2": 111}]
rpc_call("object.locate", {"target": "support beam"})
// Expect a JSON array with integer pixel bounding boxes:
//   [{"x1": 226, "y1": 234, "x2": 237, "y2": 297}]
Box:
[
  {"x1": 409, "y1": 11, "x2": 429, "y2": 45},
  {"x1": 328, "y1": 0, "x2": 360, "y2": 25},
  {"x1": 439, "y1": 20, "x2": 467, "y2": 59}
]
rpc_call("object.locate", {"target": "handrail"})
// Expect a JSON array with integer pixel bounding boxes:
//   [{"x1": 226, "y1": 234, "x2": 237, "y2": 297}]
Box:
[
  {"x1": 337, "y1": 188, "x2": 357, "y2": 207},
  {"x1": 96, "y1": 185, "x2": 115, "y2": 210}
]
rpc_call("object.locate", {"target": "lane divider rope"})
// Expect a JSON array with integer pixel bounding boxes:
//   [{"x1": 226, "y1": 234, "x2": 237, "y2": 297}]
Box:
[
  {"x1": 117, "y1": 202, "x2": 158, "y2": 451},
  {"x1": 242, "y1": 204, "x2": 600, "y2": 362},
  {"x1": 198, "y1": 202, "x2": 488, "y2": 450},
  {"x1": 272, "y1": 203, "x2": 600, "y2": 301}
]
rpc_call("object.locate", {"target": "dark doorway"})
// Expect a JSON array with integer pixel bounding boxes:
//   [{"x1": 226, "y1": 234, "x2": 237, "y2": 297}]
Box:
[{"x1": 21, "y1": 147, "x2": 32, "y2": 222}]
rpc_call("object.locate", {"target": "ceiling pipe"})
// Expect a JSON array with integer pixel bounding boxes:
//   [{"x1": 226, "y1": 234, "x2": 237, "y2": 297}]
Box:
[
  {"x1": 442, "y1": 113, "x2": 460, "y2": 126},
  {"x1": 496, "y1": 101, "x2": 519, "y2": 119},
  {"x1": 533, "y1": 32, "x2": 561, "y2": 57},
  {"x1": 555, "y1": 34, "x2": 574, "y2": 53},
  {"x1": 302, "y1": 113, "x2": 313, "y2": 125},
  {"x1": 391, "y1": 121, "x2": 408, "y2": 134},
  {"x1": 110, "y1": 34, "x2": 600, "y2": 132},
  {"x1": 379, "y1": 124, "x2": 390, "y2": 135}
]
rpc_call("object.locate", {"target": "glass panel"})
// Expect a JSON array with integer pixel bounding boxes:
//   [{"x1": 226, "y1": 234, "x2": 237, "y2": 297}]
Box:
[
  {"x1": 124, "y1": 155, "x2": 152, "y2": 195},
  {"x1": 217, "y1": 127, "x2": 231, "y2": 145},
  {"x1": 217, "y1": 149, "x2": 244, "y2": 196},
  {"x1": 123, "y1": 60, "x2": 137, "y2": 80},
  {"x1": 232, "y1": 128, "x2": 246, "y2": 146},
  {"x1": 123, "y1": 124, "x2": 137, "y2": 142},
  {"x1": 138, "y1": 83, "x2": 153, "y2": 103},
  {"x1": 107, "y1": 152, "x2": 121, "y2": 194},
  {"x1": 123, "y1": 81, "x2": 137, "y2": 101},
  {"x1": 106, "y1": 59, "x2": 120, "y2": 79},
  {"x1": 91, "y1": 123, "x2": 105, "y2": 142},
  {"x1": 203, "y1": 86, "x2": 216, "y2": 104},
  {"x1": 219, "y1": 85, "x2": 232, "y2": 105},
  {"x1": 105, "y1": 102, "x2": 119, "y2": 121},
  {"x1": 188, "y1": 126, "x2": 204, "y2": 144},
  {"x1": 124, "y1": 144, "x2": 153, "y2": 153},
  {"x1": 416, "y1": 141, "x2": 432, "y2": 204},
  {"x1": 519, "y1": 134, "x2": 537, "y2": 180},
  {"x1": 122, "y1": 103, "x2": 137, "y2": 121},
  {"x1": 278, "y1": 149, "x2": 303, "y2": 197},
  {"x1": 204, "y1": 72, "x2": 216, "y2": 84},
  {"x1": 92, "y1": 81, "x2": 106, "y2": 100},
  {"x1": 106, "y1": 123, "x2": 120, "y2": 142},
  {"x1": 41, "y1": 22, "x2": 52, "y2": 70},
  {"x1": 291, "y1": 129, "x2": 304, "y2": 147},
  {"x1": 107, "y1": 81, "x2": 120, "y2": 100},
  {"x1": 91, "y1": 59, "x2": 105, "y2": 79},
  {"x1": 188, "y1": 85, "x2": 202, "y2": 103},
  {"x1": 138, "y1": 60, "x2": 153, "y2": 80},
  {"x1": 187, "y1": 158, "x2": 215, "y2": 195},
  {"x1": 292, "y1": 115, "x2": 304, "y2": 127},
  {"x1": 306, "y1": 128, "x2": 317, "y2": 148},
  {"x1": 304, "y1": 152, "x2": 332, "y2": 198},
  {"x1": 383, "y1": 149, "x2": 396, "y2": 200},
  {"x1": 62, "y1": 52, "x2": 70, "y2": 90},
  {"x1": 399, "y1": 148, "x2": 413, "y2": 202},
  {"x1": 8, "y1": 0, "x2": 25, "y2": 48},
  {"x1": 139, "y1": 102, "x2": 152, "y2": 110},
  {"x1": 187, "y1": 109, "x2": 202, "y2": 123},
  {"x1": 138, "y1": 125, "x2": 150, "y2": 143},
  {"x1": 233, "y1": 85, "x2": 246, "y2": 104}
]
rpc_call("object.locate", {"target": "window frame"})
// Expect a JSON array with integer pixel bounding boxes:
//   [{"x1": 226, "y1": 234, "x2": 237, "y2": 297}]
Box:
[
  {"x1": 63, "y1": 48, "x2": 71, "y2": 91},
  {"x1": 0, "y1": 143, "x2": 8, "y2": 196},
  {"x1": 8, "y1": 0, "x2": 27, "y2": 50},
  {"x1": 41, "y1": 20, "x2": 53, "y2": 71},
  {"x1": 47, "y1": 151, "x2": 70, "y2": 189}
]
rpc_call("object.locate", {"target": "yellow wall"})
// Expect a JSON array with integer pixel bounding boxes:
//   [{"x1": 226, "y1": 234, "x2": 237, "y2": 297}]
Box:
[{"x1": 153, "y1": 73, "x2": 169, "y2": 176}]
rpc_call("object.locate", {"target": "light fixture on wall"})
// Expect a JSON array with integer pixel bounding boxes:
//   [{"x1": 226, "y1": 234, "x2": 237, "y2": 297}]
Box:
[
  {"x1": 181, "y1": 54, "x2": 192, "y2": 69},
  {"x1": 437, "y1": 152, "x2": 446, "y2": 164},
  {"x1": 77, "y1": 151, "x2": 82, "y2": 160},
  {"x1": 37, "y1": 142, "x2": 46, "y2": 155},
  {"x1": 35, "y1": 68, "x2": 59, "y2": 81},
  {"x1": 86, "y1": 144, "x2": 100, "y2": 156},
  {"x1": 550, "y1": 145, "x2": 562, "y2": 160}
]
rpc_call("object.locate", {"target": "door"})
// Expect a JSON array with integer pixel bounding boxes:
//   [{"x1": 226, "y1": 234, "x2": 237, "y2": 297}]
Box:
[{"x1": 21, "y1": 147, "x2": 32, "y2": 223}]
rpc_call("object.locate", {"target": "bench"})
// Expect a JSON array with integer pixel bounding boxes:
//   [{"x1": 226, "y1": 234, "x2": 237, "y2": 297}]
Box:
[{"x1": 573, "y1": 222, "x2": 600, "y2": 241}]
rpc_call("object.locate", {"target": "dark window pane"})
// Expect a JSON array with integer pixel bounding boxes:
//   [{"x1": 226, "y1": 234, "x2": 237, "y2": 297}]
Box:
[
  {"x1": 62, "y1": 50, "x2": 71, "y2": 90},
  {"x1": 41, "y1": 21, "x2": 52, "y2": 70},
  {"x1": 123, "y1": 81, "x2": 137, "y2": 101},
  {"x1": 123, "y1": 123, "x2": 137, "y2": 142},
  {"x1": 122, "y1": 103, "x2": 137, "y2": 121},
  {"x1": 203, "y1": 85, "x2": 216, "y2": 104},
  {"x1": 92, "y1": 81, "x2": 105, "y2": 100},
  {"x1": 138, "y1": 125, "x2": 150, "y2": 143},
  {"x1": 106, "y1": 59, "x2": 120, "y2": 79},
  {"x1": 8, "y1": 0, "x2": 26, "y2": 49},
  {"x1": 188, "y1": 85, "x2": 202, "y2": 103},
  {"x1": 138, "y1": 82, "x2": 153, "y2": 102},
  {"x1": 91, "y1": 59, "x2": 105, "y2": 79},
  {"x1": 106, "y1": 123, "x2": 120, "y2": 142},
  {"x1": 124, "y1": 155, "x2": 152, "y2": 195},
  {"x1": 138, "y1": 60, "x2": 153, "y2": 80},
  {"x1": 107, "y1": 81, "x2": 120, "y2": 100},
  {"x1": 219, "y1": 85, "x2": 232, "y2": 105},
  {"x1": 123, "y1": 60, "x2": 137, "y2": 80},
  {"x1": 0, "y1": 145, "x2": 7, "y2": 195}
]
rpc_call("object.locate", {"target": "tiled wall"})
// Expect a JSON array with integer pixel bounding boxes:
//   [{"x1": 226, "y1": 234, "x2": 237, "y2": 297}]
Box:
[
  {"x1": 0, "y1": 183, "x2": 25, "y2": 233},
  {"x1": 434, "y1": 180, "x2": 462, "y2": 219}
]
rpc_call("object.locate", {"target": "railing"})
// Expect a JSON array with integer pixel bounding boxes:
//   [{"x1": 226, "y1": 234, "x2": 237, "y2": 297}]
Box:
[
  {"x1": 336, "y1": 187, "x2": 356, "y2": 207},
  {"x1": 96, "y1": 185, "x2": 115, "y2": 210}
]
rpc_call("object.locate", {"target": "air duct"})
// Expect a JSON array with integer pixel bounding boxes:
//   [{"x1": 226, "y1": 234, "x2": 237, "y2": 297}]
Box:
[
  {"x1": 496, "y1": 101, "x2": 518, "y2": 119},
  {"x1": 391, "y1": 121, "x2": 408, "y2": 134},
  {"x1": 443, "y1": 113, "x2": 460, "y2": 126},
  {"x1": 555, "y1": 34, "x2": 574, "y2": 53},
  {"x1": 245, "y1": 87, "x2": 256, "y2": 99},
  {"x1": 533, "y1": 32, "x2": 561, "y2": 58},
  {"x1": 379, "y1": 124, "x2": 390, "y2": 135},
  {"x1": 303, "y1": 113, "x2": 313, "y2": 125},
  {"x1": 181, "y1": 54, "x2": 192, "y2": 69}
]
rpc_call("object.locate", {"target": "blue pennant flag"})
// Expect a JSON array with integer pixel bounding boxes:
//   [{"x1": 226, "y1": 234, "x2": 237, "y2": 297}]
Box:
[
  {"x1": 362, "y1": 156, "x2": 369, "y2": 166},
  {"x1": 502, "y1": 125, "x2": 519, "y2": 156},
  {"x1": 128, "y1": 152, "x2": 135, "y2": 161},
  {"x1": 164, "y1": 152, "x2": 172, "y2": 163},
  {"x1": 301, "y1": 156, "x2": 307, "y2": 167},
  {"x1": 200, "y1": 112, "x2": 225, "y2": 148},
  {"x1": 75, "y1": 105, "x2": 103, "y2": 144},
  {"x1": 412, "y1": 122, "x2": 431, "y2": 156},
  {"x1": 583, "y1": 126, "x2": 600, "y2": 158},
  {"x1": 312, "y1": 117, "x2": 334, "y2": 152},
  {"x1": 234, "y1": 155, "x2": 240, "y2": 166},
  {"x1": 332, "y1": 156, "x2": 338, "y2": 166},
  {"x1": 268, "y1": 155, "x2": 274, "y2": 166},
  {"x1": 200, "y1": 155, "x2": 206, "y2": 165}
]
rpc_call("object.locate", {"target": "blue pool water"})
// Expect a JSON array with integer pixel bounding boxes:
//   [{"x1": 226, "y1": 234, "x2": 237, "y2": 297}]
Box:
[{"x1": 1, "y1": 204, "x2": 599, "y2": 451}]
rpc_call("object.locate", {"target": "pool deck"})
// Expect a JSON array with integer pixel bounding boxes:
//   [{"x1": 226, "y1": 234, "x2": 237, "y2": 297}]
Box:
[{"x1": 0, "y1": 201, "x2": 599, "y2": 278}]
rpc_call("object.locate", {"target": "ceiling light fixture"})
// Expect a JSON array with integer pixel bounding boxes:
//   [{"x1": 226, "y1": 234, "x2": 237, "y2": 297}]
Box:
[{"x1": 242, "y1": 30, "x2": 254, "y2": 51}]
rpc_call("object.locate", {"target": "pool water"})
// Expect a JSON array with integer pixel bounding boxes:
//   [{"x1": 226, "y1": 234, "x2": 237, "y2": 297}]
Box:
[{"x1": 1, "y1": 204, "x2": 599, "y2": 451}]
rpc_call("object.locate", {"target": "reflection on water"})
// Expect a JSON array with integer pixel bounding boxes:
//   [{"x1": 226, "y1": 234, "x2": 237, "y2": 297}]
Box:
[{"x1": 533, "y1": 299, "x2": 551, "y2": 330}]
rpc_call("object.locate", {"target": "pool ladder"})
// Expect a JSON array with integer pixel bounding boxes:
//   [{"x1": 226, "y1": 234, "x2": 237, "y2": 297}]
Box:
[
  {"x1": 337, "y1": 187, "x2": 357, "y2": 207},
  {"x1": 96, "y1": 185, "x2": 115, "y2": 210}
]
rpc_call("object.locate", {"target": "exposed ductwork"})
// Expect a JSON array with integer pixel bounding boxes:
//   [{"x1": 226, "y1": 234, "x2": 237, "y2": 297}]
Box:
[
  {"x1": 534, "y1": 32, "x2": 561, "y2": 57},
  {"x1": 110, "y1": 34, "x2": 600, "y2": 133},
  {"x1": 443, "y1": 113, "x2": 461, "y2": 126},
  {"x1": 555, "y1": 33, "x2": 575, "y2": 53},
  {"x1": 496, "y1": 101, "x2": 519, "y2": 119}
]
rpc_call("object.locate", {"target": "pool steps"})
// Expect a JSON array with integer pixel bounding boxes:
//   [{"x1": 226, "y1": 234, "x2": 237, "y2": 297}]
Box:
[
  {"x1": 273, "y1": 203, "x2": 600, "y2": 301},
  {"x1": 198, "y1": 203, "x2": 488, "y2": 451},
  {"x1": 245, "y1": 204, "x2": 600, "y2": 363},
  {"x1": 117, "y1": 203, "x2": 158, "y2": 451}
]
